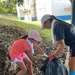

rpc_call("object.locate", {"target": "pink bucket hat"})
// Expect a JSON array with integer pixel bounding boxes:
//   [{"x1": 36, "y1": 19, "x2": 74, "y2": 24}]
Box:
[{"x1": 28, "y1": 30, "x2": 42, "y2": 41}]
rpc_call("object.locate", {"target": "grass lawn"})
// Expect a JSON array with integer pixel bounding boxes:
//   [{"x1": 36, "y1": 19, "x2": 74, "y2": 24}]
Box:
[
  {"x1": 0, "y1": 13, "x2": 71, "y2": 42},
  {"x1": 0, "y1": 13, "x2": 52, "y2": 42}
]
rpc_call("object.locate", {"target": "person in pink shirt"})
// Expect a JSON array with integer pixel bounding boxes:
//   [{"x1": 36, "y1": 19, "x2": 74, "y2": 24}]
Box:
[{"x1": 9, "y1": 30, "x2": 47, "y2": 75}]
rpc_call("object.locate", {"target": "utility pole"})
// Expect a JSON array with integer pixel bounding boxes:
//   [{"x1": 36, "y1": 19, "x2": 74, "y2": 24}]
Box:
[{"x1": 71, "y1": 0, "x2": 75, "y2": 26}]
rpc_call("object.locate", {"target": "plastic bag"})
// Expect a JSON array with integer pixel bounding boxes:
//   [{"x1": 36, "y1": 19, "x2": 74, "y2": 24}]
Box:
[
  {"x1": 64, "y1": 51, "x2": 70, "y2": 72},
  {"x1": 40, "y1": 58, "x2": 69, "y2": 75}
]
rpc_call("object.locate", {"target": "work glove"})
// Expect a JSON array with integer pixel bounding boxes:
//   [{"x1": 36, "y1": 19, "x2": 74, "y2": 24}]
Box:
[
  {"x1": 41, "y1": 53, "x2": 48, "y2": 61},
  {"x1": 48, "y1": 54, "x2": 55, "y2": 61}
]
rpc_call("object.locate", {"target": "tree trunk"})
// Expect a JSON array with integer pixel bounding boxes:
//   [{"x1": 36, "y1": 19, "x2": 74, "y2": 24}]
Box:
[
  {"x1": 30, "y1": 0, "x2": 37, "y2": 21},
  {"x1": 8, "y1": 0, "x2": 14, "y2": 14}
]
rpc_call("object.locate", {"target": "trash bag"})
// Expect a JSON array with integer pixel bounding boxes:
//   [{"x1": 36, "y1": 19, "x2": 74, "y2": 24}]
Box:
[
  {"x1": 40, "y1": 58, "x2": 69, "y2": 75},
  {"x1": 40, "y1": 58, "x2": 48, "y2": 74}
]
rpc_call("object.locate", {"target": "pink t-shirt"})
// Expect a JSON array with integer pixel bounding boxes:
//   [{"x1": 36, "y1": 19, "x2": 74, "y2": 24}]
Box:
[{"x1": 9, "y1": 39, "x2": 30, "y2": 58}]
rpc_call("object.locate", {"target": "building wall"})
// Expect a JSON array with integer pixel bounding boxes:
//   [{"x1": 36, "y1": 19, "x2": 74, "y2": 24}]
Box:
[
  {"x1": 52, "y1": 0, "x2": 71, "y2": 20},
  {"x1": 17, "y1": 0, "x2": 71, "y2": 21},
  {"x1": 35, "y1": 0, "x2": 71, "y2": 20},
  {"x1": 36, "y1": 0, "x2": 52, "y2": 20}
]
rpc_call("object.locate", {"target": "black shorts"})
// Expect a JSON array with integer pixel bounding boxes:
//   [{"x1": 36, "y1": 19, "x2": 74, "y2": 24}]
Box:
[{"x1": 70, "y1": 48, "x2": 75, "y2": 57}]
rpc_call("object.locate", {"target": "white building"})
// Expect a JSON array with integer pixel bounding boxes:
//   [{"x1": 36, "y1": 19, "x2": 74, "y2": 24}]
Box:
[{"x1": 16, "y1": 0, "x2": 71, "y2": 21}]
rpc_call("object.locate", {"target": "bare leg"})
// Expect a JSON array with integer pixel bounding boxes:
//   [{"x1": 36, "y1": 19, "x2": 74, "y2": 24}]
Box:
[
  {"x1": 16, "y1": 62, "x2": 27, "y2": 75},
  {"x1": 23, "y1": 55, "x2": 34, "y2": 75},
  {"x1": 69, "y1": 57, "x2": 75, "y2": 71}
]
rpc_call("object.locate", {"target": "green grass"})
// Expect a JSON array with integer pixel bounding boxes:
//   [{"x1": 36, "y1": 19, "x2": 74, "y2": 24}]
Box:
[
  {"x1": 0, "y1": 13, "x2": 52, "y2": 42},
  {"x1": 0, "y1": 13, "x2": 71, "y2": 42}
]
